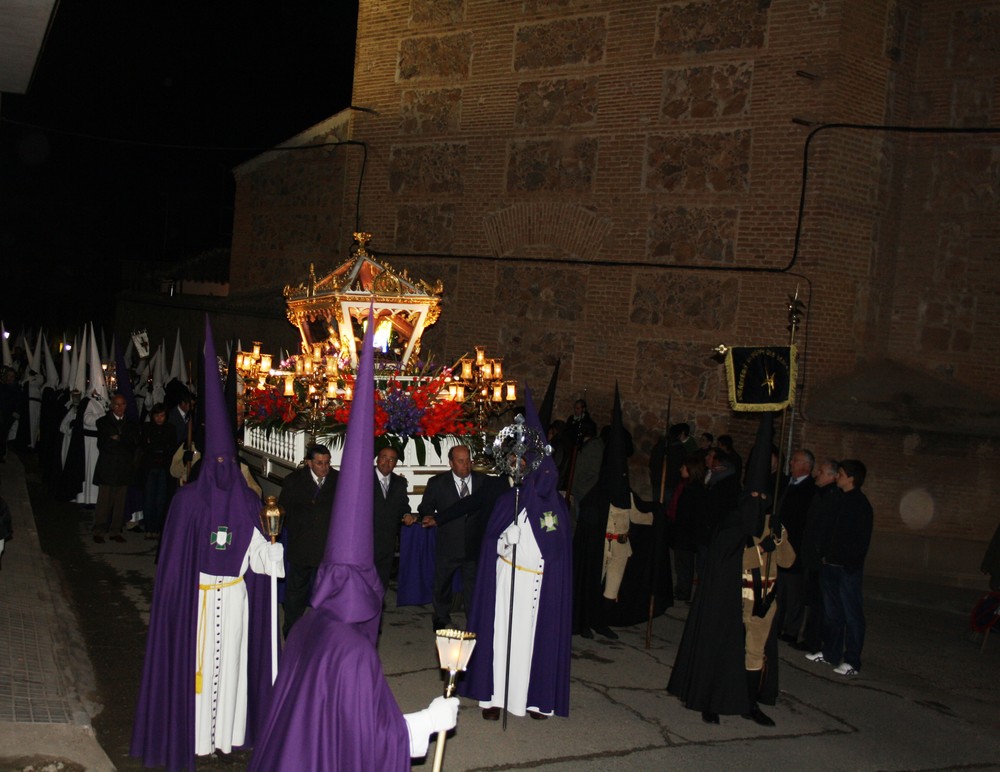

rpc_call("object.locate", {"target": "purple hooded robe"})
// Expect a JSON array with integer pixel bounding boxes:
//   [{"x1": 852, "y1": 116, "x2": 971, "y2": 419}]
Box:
[
  {"x1": 248, "y1": 305, "x2": 410, "y2": 771},
  {"x1": 459, "y1": 388, "x2": 573, "y2": 717},
  {"x1": 130, "y1": 317, "x2": 274, "y2": 770}
]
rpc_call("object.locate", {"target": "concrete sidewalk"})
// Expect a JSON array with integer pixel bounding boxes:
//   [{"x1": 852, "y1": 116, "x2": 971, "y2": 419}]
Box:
[
  {"x1": 3, "y1": 447, "x2": 1000, "y2": 771},
  {"x1": 0, "y1": 453, "x2": 114, "y2": 771}
]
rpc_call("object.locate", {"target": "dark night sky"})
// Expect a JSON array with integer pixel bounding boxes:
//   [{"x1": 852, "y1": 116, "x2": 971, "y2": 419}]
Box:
[{"x1": 1, "y1": 2, "x2": 358, "y2": 332}]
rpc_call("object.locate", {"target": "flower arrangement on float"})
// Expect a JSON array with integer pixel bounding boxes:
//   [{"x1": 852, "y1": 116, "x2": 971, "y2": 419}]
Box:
[{"x1": 242, "y1": 351, "x2": 474, "y2": 465}]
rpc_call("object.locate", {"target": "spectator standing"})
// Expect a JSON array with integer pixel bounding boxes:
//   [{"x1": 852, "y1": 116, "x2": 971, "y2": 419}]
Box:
[
  {"x1": 278, "y1": 443, "x2": 339, "y2": 637},
  {"x1": 807, "y1": 459, "x2": 873, "y2": 676}
]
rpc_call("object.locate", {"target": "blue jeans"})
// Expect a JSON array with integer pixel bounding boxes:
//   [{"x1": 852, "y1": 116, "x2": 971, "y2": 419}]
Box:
[{"x1": 821, "y1": 564, "x2": 865, "y2": 669}]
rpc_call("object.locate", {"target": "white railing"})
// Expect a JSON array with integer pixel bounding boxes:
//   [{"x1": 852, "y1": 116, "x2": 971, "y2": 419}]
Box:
[{"x1": 242, "y1": 426, "x2": 466, "y2": 508}]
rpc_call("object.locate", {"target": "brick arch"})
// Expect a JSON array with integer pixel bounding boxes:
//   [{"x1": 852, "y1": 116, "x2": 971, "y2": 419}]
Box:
[{"x1": 482, "y1": 202, "x2": 610, "y2": 261}]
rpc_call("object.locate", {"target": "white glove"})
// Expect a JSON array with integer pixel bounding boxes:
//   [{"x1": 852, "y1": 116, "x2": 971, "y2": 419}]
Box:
[
  {"x1": 502, "y1": 522, "x2": 521, "y2": 546},
  {"x1": 265, "y1": 542, "x2": 285, "y2": 578},
  {"x1": 403, "y1": 696, "x2": 459, "y2": 758}
]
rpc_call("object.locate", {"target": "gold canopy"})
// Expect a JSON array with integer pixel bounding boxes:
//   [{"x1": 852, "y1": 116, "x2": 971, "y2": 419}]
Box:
[{"x1": 283, "y1": 233, "x2": 443, "y2": 367}]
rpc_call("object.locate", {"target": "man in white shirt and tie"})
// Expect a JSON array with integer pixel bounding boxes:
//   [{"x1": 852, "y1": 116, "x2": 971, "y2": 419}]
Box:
[
  {"x1": 419, "y1": 445, "x2": 487, "y2": 630},
  {"x1": 373, "y1": 446, "x2": 411, "y2": 592}
]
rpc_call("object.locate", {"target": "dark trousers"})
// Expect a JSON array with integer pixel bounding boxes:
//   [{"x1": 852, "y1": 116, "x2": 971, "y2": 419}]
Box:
[
  {"x1": 283, "y1": 561, "x2": 318, "y2": 638},
  {"x1": 432, "y1": 549, "x2": 477, "y2": 628},
  {"x1": 673, "y1": 546, "x2": 696, "y2": 601},
  {"x1": 93, "y1": 485, "x2": 127, "y2": 534},
  {"x1": 142, "y1": 469, "x2": 169, "y2": 534},
  {"x1": 775, "y1": 568, "x2": 805, "y2": 639},
  {"x1": 821, "y1": 564, "x2": 865, "y2": 670},
  {"x1": 800, "y1": 567, "x2": 824, "y2": 650}
]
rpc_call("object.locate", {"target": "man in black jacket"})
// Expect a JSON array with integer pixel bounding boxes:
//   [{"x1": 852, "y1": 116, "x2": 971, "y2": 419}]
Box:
[
  {"x1": 92, "y1": 394, "x2": 139, "y2": 543},
  {"x1": 278, "y1": 443, "x2": 338, "y2": 637},
  {"x1": 373, "y1": 446, "x2": 410, "y2": 591},
  {"x1": 807, "y1": 459, "x2": 873, "y2": 676},
  {"x1": 418, "y1": 444, "x2": 486, "y2": 630}
]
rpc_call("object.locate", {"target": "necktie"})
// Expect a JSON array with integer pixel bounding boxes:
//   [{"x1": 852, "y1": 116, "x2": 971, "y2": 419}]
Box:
[
  {"x1": 460, "y1": 479, "x2": 469, "y2": 498},
  {"x1": 316, "y1": 476, "x2": 324, "y2": 495},
  {"x1": 381, "y1": 476, "x2": 390, "y2": 498}
]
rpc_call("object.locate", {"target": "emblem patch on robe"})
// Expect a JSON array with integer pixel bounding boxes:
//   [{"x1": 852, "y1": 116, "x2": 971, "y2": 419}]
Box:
[
  {"x1": 541, "y1": 511, "x2": 558, "y2": 532},
  {"x1": 210, "y1": 526, "x2": 232, "y2": 550}
]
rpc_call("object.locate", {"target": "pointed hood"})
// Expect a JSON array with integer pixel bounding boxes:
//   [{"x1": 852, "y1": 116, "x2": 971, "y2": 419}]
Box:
[
  {"x1": 538, "y1": 358, "x2": 560, "y2": 432},
  {"x1": 28, "y1": 331, "x2": 43, "y2": 373},
  {"x1": 224, "y1": 339, "x2": 239, "y2": 437},
  {"x1": 99, "y1": 327, "x2": 110, "y2": 365},
  {"x1": 195, "y1": 316, "x2": 244, "y2": 493},
  {"x1": 522, "y1": 386, "x2": 562, "y2": 500},
  {"x1": 72, "y1": 336, "x2": 86, "y2": 395},
  {"x1": 59, "y1": 338, "x2": 72, "y2": 390},
  {"x1": 1, "y1": 323, "x2": 11, "y2": 368},
  {"x1": 42, "y1": 333, "x2": 59, "y2": 389},
  {"x1": 87, "y1": 324, "x2": 109, "y2": 406},
  {"x1": 169, "y1": 330, "x2": 188, "y2": 386},
  {"x1": 310, "y1": 302, "x2": 382, "y2": 643},
  {"x1": 151, "y1": 344, "x2": 166, "y2": 405},
  {"x1": 739, "y1": 410, "x2": 776, "y2": 536},
  {"x1": 114, "y1": 338, "x2": 140, "y2": 422},
  {"x1": 598, "y1": 383, "x2": 631, "y2": 508}
]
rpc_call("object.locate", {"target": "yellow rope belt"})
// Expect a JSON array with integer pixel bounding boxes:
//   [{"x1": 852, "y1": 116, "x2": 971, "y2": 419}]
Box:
[
  {"x1": 500, "y1": 556, "x2": 543, "y2": 575},
  {"x1": 196, "y1": 576, "x2": 244, "y2": 694}
]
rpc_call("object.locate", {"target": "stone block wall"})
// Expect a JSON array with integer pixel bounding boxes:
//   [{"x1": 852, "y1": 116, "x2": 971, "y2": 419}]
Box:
[{"x1": 224, "y1": 0, "x2": 1000, "y2": 585}]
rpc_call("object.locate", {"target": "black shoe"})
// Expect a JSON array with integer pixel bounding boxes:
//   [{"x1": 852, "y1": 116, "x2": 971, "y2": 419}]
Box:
[
  {"x1": 527, "y1": 710, "x2": 548, "y2": 721},
  {"x1": 742, "y1": 706, "x2": 775, "y2": 727},
  {"x1": 481, "y1": 707, "x2": 500, "y2": 721},
  {"x1": 579, "y1": 628, "x2": 594, "y2": 639},
  {"x1": 701, "y1": 711, "x2": 720, "y2": 724},
  {"x1": 93, "y1": 533, "x2": 105, "y2": 544},
  {"x1": 433, "y1": 618, "x2": 452, "y2": 631},
  {"x1": 593, "y1": 625, "x2": 618, "y2": 640}
]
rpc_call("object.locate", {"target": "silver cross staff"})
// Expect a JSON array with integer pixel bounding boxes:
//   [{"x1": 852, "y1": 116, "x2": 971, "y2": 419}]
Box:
[{"x1": 489, "y1": 414, "x2": 549, "y2": 729}]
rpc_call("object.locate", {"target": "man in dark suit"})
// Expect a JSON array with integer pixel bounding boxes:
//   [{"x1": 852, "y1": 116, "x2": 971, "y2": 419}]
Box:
[
  {"x1": 278, "y1": 443, "x2": 338, "y2": 637},
  {"x1": 419, "y1": 444, "x2": 487, "y2": 630},
  {"x1": 92, "y1": 393, "x2": 140, "y2": 543},
  {"x1": 373, "y1": 445, "x2": 410, "y2": 591},
  {"x1": 775, "y1": 448, "x2": 817, "y2": 645}
]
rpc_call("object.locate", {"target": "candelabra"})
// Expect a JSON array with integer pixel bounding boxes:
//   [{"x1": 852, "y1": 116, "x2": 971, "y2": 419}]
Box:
[{"x1": 450, "y1": 346, "x2": 516, "y2": 465}]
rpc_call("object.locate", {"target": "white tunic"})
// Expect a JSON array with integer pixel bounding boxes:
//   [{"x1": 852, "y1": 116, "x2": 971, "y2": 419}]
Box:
[
  {"x1": 75, "y1": 399, "x2": 104, "y2": 505},
  {"x1": 481, "y1": 508, "x2": 546, "y2": 717},
  {"x1": 194, "y1": 529, "x2": 279, "y2": 756}
]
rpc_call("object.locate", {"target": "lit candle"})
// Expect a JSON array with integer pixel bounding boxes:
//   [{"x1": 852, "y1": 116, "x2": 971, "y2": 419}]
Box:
[
  {"x1": 481, "y1": 362, "x2": 493, "y2": 379},
  {"x1": 260, "y1": 354, "x2": 272, "y2": 373},
  {"x1": 326, "y1": 356, "x2": 339, "y2": 375},
  {"x1": 506, "y1": 381, "x2": 517, "y2": 401},
  {"x1": 344, "y1": 385, "x2": 353, "y2": 401},
  {"x1": 252, "y1": 342, "x2": 261, "y2": 357},
  {"x1": 304, "y1": 358, "x2": 313, "y2": 374},
  {"x1": 461, "y1": 359, "x2": 473, "y2": 381},
  {"x1": 492, "y1": 360, "x2": 502, "y2": 379},
  {"x1": 475, "y1": 346, "x2": 485, "y2": 366},
  {"x1": 284, "y1": 376, "x2": 294, "y2": 397},
  {"x1": 295, "y1": 357, "x2": 304, "y2": 375},
  {"x1": 313, "y1": 345, "x2": 322, "y2": 362},
  {"x1": 492, "y1": 383, "x2": 503, "y2": 401},
  {"x1": 448, "y1": 384, "x2": 458, "y2": 400},
  {"x1": 326, "y1": 380, "x2": 336, "y2": 398},
  {"x1": 455, "y1": 384, "x2": 465, "y2": 401}
]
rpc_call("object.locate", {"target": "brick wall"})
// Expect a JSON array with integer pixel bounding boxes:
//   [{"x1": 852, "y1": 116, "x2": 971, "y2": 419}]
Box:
[{"x1": 221, "y1": 0, "x2": 1000, "y2": 586}]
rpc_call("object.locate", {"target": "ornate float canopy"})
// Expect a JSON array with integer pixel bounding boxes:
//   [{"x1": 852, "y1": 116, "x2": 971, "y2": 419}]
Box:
[{"x1": 283, "y1": 232, "x2": 444, "y2": 367}]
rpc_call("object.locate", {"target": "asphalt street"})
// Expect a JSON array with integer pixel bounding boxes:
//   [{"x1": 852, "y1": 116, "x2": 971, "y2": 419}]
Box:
[{"x1": 5, "y1": 448, "x2": 1000, "y2": 771}]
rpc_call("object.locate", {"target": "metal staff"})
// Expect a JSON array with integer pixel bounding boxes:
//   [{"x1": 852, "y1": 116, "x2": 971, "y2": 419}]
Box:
[
  {"x1": 646, "y1": 394, "x2": 671, "y2": 649},
  {"x1": 491, "y1": 416, "x2": 548, "y2": 730},
  {"x1": 761, "y1": 288, "x2": 805, "y2": 609}
]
